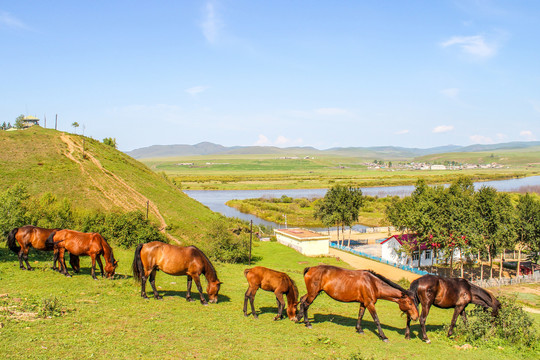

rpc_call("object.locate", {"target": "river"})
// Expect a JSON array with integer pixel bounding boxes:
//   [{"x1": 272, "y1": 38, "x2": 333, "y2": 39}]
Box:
[{"x1": 184, "y1": 175, "x2": 540, "y2": 230}]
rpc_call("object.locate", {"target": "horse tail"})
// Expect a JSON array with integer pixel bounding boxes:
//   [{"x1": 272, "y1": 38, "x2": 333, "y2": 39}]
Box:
[
  {"x1": 408, "y1": 278, "x2": 420, "y2": 306},
  {"x1": 132, "y1": 243, "x2": 144, "y2": 284},
  {"x1": 243, "y1": 268, "x2": 251, "y2": 278},
  {"x1": 7, "y1": 228, "x2": 21, "y2": 254},
  {"x1": 303, "y1": 267, "x2": 311, "y2": 276},
  {"x1": 45, "y1": 231, "x2": 58, "y2": 250}
]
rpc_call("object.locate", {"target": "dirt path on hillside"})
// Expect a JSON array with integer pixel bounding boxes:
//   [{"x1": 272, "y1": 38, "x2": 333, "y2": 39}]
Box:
[
  {"x1": 330, "y1": 248, "x2": 421, "y2": 282},
  {"x1": 60, "y1": 134, "x2": 181, "y2": 244}
]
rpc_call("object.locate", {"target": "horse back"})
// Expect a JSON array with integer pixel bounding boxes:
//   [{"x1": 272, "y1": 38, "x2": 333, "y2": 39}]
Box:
[
  {"x1": 416, "y1": 275, "x2": 471, "y2": 308},
  {"x1": 17, "y1": 225, "x2": 57, "y2": 250},
  {"x1": 140, "y1": 242, "x2": 201, "y2": 276},
  {"x1": 305, "y1": 265, "x2": 371, "y2": 303},
  {"x1": 246, "y1": 266, "x2": 291, "y2": 292}
]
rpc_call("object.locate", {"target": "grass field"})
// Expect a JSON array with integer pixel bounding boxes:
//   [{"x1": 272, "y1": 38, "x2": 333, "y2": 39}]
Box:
[
  {"x1": 140, "y1": 154, "x2": 538, "y2": 190},
  {"x1": 1, "y1": 241, "x2": 538, "y2": 360}
]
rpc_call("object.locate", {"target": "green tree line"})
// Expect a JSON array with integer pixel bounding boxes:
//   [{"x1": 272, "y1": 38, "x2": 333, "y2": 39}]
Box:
[{"x1": 385, "y1": 176, "x2": 540, "y2": 279}]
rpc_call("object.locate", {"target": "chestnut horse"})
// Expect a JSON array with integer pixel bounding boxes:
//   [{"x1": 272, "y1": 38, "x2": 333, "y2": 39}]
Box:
[
  {"x1": 132, "y1": 241, "x2": 222, "y2": 304},
  {"x1": 47, "y1": 229, "x2": 118, "y2": 279},
  {"x1": 297, "y1": 265, "x2": 419, "y2": 342},
  {"x1": 243, "y1": 266, "x2": 299, "y2": 321},
  {"x1": 406, "y1": 274, "x2": 501, "y2": 343},
  {"x1": 6, "y1": 225, "x2": 72, "y2": 271}
]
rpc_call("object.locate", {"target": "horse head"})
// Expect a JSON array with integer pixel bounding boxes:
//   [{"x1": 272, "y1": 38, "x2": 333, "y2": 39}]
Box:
[
  {"x1": 207, "y1": 280, "x2": 222, "y2": 303},
  {"x1": 286, "y1": 300, "x2": 300, "y2": 321},
  {"x1": 104, "y1": 258, "x2": 119, "y2": 279},
  {"x1": 399, "y1": 291, "x2": 419, "y2": 321}
]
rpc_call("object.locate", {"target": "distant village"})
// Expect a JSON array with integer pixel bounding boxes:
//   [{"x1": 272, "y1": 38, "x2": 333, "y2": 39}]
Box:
[{"x1": 366, "y1": 161, "x2": 506, "y2": 171}]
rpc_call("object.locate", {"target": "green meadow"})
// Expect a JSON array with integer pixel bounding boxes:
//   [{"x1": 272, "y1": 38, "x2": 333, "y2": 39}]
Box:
[
  {"x1": 1, "y1": 241, "x2": 538, "y2": 360},
  {"x1": 140, "y1": 154, "x2": 537, "y2": 190}
]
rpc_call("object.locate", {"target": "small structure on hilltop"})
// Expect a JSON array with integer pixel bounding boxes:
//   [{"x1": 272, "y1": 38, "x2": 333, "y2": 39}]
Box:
[
  {"x1": 274, "y1": 228, "x2": 329, "y2": 256},
  {"x1": 381, "y1": 234, "x2": 461, "y2": 268},
  {"x1": 22, "y1": 115, "x2": 40, "y2": 128}
]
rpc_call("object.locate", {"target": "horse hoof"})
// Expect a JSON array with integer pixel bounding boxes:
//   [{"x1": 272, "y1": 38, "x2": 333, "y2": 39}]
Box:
[
  {"x1": 273, "y1": 316, "x2": 280, "y2": 321},
  {"x1": 357, "y1": 330, "x2": 365, "y2": 335},
  {"x1": 253, "y1": 315, "x2": 259, "y2": 319},
  {"x1": 202, "y1": 302, "x2": 208, "y2": 306},
  {"x1": 155, "y1": 296, "x2": 163, "y2": 300},
  {"x1": 425, "y1": 339, "x2": 431, "y2": 344},
  {"x1": 186, "y1": 298, "x2": 195, "y2": 302},
  {"x1": 28, "y1": 268, "x2": 35, "y2": 271},
  {"x1": 306, "y1": 324, "x2": 313, "y2": 329},
  {"x1": 382, "y1": 339, "x2": 389, "y2": 343}
]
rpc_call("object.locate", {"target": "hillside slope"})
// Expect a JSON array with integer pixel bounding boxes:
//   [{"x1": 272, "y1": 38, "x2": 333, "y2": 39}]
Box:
[{"x1": 0, "y1": 126, "x2": 220, "y2": 242}]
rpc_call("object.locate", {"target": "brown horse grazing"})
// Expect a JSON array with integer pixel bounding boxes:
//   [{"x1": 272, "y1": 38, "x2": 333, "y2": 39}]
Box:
[
  {"x1": 132, "y1": 241, "x2": 222, "y2": 304},
  {"x1": 6, "y1": 225, "x2": 66, "y2": 270},
  {"x1": 46, "y1": 230, "x2": 118, "y2": 279},
  {"x1": 243, "y1": 266, "x2": 299, "y2": 321},
  {"x1": 406, "y1": 274, "x2": 501, "y2": 343},
  {"x1": 297, "y1": 265, "x2": 419, "y2": 342}
]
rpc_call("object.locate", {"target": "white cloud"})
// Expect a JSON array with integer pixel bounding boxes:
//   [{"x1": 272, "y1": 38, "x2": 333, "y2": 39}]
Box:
[
  {"x1": 440, "y1": 88, "x2": 460, "y2": 99},
  {"x1": 0, "y1": 11, "x2": 27, "y2": 29},
  {"x1": 433, "y1": 125, "x2": 454, "y2": 133},
  {"x1": 395, "y1": 129, "x2": 409, "y2": 135},
  {"x1": 520, "y1": 130, "x2": 536, "y2": 141},
  {"x1": 254, "y1": 135, "x2": 303, "y2": 147},
  {"x1": 440, "y1": 35, "x2": 497, "y2": 58},
  {"x1": 255, "y1": 134, "x2": 271, "y2": 146},
  {"x1": 185, "y1": 86, "x2": 208, "y2": 95},
  {"x1": 315, "y1": 108, "x2": 350, "y2": 116},
  {"x1": 470, "y1": 135, "x2": 494, "y2": 144},
  {"x1": 200, "y1": 1, "x2": 222, "y2": 44}
]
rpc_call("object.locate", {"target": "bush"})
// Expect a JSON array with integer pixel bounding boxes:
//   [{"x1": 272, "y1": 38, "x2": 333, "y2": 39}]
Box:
[
  {"x1": 204, "y1": 220, "x2": 249, "y2": 263},
  {"x1": 0, "y1": 184, "x2": 30, "y2": 237},
  {"x1": 452, "y1": 295, "x2": 539, "y2": 349}
]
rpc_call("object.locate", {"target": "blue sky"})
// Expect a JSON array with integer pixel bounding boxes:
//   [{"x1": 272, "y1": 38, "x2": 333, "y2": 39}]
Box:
[{"x1": 2, "y1": 1, "x2": 540, "y2": 151}]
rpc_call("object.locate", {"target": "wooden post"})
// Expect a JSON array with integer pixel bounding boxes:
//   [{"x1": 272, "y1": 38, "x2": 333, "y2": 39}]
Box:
[
  {"x1": 249, "y1": 220, "x2": 253, "y2": 265},
  {"x1": 146, "y1": 201, "x2": 149, "y2": 220},
  {"x1": 55, "y1": 114, "x2": 58, "y2": 130}
]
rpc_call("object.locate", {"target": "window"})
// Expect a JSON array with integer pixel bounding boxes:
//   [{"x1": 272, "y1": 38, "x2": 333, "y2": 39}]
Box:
[
  {"x1": 412, "y1": 251, "x2": 419, "y2": 261},
  {"x1": 425, "y1": 250, "x2": 431, "y2": 260}
]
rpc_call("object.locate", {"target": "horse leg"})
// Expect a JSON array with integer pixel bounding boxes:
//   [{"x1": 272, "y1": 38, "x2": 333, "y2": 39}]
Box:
[
  {"x1": 243, "y1": 287, "x2": 257, "y2": 317},
  {"x1": 274, "y1": 292, "x2": 286, "y2": 321},
  {"x1": 59, "y1": 249, "x2": 71, "y2": 277},
  {"x1": 96, "y1": 256, "x2": 104, "y2": 277},
  {"x1": 149, "y1": 269, "x2": 162, "y2": 300},
  {"x1": 186, "y1": 275, "x2": 195, "y2": 302},
  {"x1": 419, "y1": 303, "x2": 432, "y2": 343},
  {"x1": 70, "y1": 254, "x2": 80, "y2": 273},
  {"x1": 447, "y1": 305, "x2": 466, "y2": 337},
  {"x1": 90, "y1": 254, "x2": 98, "y2": 280},
  {"x1": 405, "y1": 315, "x2": 411, "y2": 340},
  {"x1": 356, "y1": 305, "x2": 366, "y2": 334},
  {"x1": 53, "y1": 249, "x2": 58, "y2": 271},
  {"x1": 23, "y1": 248, "x2": 33, "y2": 271},
  {"x1": 299, "y1": 292, "x2": 319, "y2": 329},
  {"x1": 460, "y1": 309, "x2": 468, "y2": 327},
  {"x1": 140, "y1": 270, "x2": 149, "y2": 299},
  {"x1": 367, "y1": 304, "x2": 388, "y2": 342},
  {"x1": 191, "y1": 274, "x2": 208, "y2": 305}
]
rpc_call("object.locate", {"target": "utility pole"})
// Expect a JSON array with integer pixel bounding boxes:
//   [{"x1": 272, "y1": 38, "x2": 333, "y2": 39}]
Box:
[
  {"x1": 146, "y1": 201, "x2": 150, "y2": 220},
  {"x1": 55, "y1": 114, "x2": 58, "y2": 130},
  {"x1": 249, "y1": 220, "x2": 253, "y2": 265}
]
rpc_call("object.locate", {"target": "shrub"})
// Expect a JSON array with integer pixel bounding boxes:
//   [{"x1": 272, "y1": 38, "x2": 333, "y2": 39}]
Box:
[
  {"x1": 0, "y1": 184, "x2": 30, "y2": 237},
  {"x1": 204, "y1": 220, "x2": 249, "y2": 263},
  {"x1": 452, "y1": 295, "x2": 539, "y2": 349}
]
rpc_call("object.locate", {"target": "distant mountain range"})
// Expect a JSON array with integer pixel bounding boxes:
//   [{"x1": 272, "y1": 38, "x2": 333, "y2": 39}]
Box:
[{"x1": 126, "y1": 141, "x2": 540, "y2": 160}]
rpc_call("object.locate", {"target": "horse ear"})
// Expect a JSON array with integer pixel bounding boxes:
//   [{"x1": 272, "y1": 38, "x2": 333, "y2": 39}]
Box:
[
  {"x1": 115, "y1": 260, "x2": 119, "y2": 266},
  {"x1": 218, "y1": 281, "x2": 223, "y2": 285}
]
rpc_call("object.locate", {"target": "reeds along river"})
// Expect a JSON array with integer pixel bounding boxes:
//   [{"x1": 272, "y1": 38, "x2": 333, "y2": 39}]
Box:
[{"x1": 184, "y1": 175, "x2": 540, "y2": 231}]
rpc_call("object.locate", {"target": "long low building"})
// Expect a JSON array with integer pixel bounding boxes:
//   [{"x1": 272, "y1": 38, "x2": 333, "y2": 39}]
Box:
[{"x1": 274, "y1": 228, "x2": 330, "y2": 256}]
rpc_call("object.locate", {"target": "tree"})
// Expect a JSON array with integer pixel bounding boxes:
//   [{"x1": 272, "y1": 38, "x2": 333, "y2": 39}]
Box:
[
  {"x1": 315, "y1": 184, "x2": 364, "y2": 246},
  {"x1": 0, "y1": 184, "x2": 29, "y2": 237},
  {"x1": 14, "y1": 114, "x2": 25, "y2": 129},
  {"x1": 516, "y1": 193, "x2": 540, "y2": 271},
  {"x1": 72, "y1": 122, "x2": 80, "y2": 133},
  {"x1": 103, "y1": 137, "x2": 117, "y2": 149},
  {"x1": 1, "y1": 122, "x2": 6, "y2": 130}
]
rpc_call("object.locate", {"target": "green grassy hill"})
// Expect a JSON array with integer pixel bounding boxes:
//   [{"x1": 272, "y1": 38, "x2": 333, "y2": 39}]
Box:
[{"x1": 0, "y1": 126, "x2": 220, "y2": 241}]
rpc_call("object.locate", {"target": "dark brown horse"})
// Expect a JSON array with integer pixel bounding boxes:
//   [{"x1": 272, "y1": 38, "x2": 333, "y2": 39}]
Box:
[
  {"x1": 132, "y1": 241, "x2": 221, "y2": 304},
  {"x1": 297, "y1": 265, "x2": 419, "y2": 342},
  {"x1": 47, "y1": 229, "x2": 118, "y2": 279},
  {"x1": 243, "y1": 266, "x2": 299, "y2": 321},
  {"x1": 6, "y1": 225, "x2": 72, "y2": 271},
  {"x1": 406, "y1": 274, "x2": 501, "y2": 343}
]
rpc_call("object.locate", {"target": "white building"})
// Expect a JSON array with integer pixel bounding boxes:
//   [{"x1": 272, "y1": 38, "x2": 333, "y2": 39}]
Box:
[
  {"x1": 274, "y1": 228, "x2": 329, "y2": 256},
  {"x1": 381, "y1": 234, "x2": 461, "y2": 268}
]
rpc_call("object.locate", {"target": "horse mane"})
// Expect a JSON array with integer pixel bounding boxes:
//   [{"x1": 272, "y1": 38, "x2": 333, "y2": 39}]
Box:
[
  {"x1": 367, "y1": 270, "x2": 411, "y2": 296},
  {"x1": 288, "y1": 276, "x2": 299, "y2": 301},
  {"x1": 191, "y1": 245, "x2": 218, "y2": 282},
  {"x1": 96, "y1": 234, "x2": 115, "y2": 263}
]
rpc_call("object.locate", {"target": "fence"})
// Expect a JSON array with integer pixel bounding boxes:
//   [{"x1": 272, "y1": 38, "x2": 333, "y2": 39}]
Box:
[
  {"x1": 330, "y1": 243, "x2": 431, "y2": 276},
  {"x1": 472, "y1": 272, "x2": 540, "y2": 288},
  {"x1": 357, "y1": 226, "x2": 396, "y2": 234}
]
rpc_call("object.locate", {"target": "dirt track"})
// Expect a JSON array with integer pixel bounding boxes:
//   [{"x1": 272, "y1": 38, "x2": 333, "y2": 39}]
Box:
[{"x1": 330, "y1": 248, "x2": 421, "y2": 282}]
